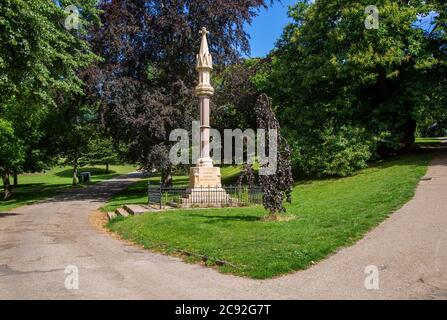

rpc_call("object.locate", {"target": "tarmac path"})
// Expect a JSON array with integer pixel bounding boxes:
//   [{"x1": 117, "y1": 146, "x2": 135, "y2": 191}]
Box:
[{"x1": 1, "y1": 152, "x2": 446, "y2": 299}]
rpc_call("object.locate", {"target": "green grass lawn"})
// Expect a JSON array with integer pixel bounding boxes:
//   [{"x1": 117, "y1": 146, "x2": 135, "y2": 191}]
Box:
[
  {"x1": 107, "y1": 153, "x2": 431, "y2": 279},
  {"x1": 415, "y1": 137, "x2": 446, "y2": 146},
  {"x1": 0, "y1": 165, "x2": 136, "y2": 212}
]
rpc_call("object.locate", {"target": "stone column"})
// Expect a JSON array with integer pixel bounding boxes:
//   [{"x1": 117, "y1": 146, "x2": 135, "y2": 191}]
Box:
[
  {"x1": 187, "y1": 27, "x2": 224, "y2": 191},
  {"x1": 195, "y1": 27, "x2": 214, "y2": 168}
]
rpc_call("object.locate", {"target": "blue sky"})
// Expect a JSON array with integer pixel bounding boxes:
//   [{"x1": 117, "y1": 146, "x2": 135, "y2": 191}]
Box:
[{"x1": 246, "y1": 0, "x2": 296, "y2": 57}]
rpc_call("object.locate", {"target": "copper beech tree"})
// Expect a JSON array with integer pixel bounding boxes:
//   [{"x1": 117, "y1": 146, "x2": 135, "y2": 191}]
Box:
[
  {"x1": 87, "y1": 0, "x2": 273, "y2": 185},
  {"x1": 237, "y1": 94, "x2": 293, "y2": 217},
  {"x1": 256, "y1": 94, "x2": 293, "y2": 217}
]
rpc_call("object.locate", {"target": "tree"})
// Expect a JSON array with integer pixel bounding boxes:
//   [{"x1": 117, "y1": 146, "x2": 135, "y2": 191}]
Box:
[
  {"x1": 0, "y1": 119, "x2": 24, "y2": 200},
  {"x1": 45, "y1": 91, "x2": 98, "y2": 186},
  {"x1": 213, "y1": 59, "x2": 265, "y2": 132},
  {"x1": 416, "y1": 0, "x2": 447, "y2": 137},
  {"x1": 260, "y1": 0, "x2": 446, "y2": 176},
  {"x1": 0, "y1": 0, "x2": 100, "y2": 193},
  {"x1": 233, "y1": 93, "x2": 293, "y2": 217},
  {"x1": 1, "y1": 101, "x2": 56, "y2": 187},
  {"x1": 0, "y1": 0, "x2": 99, "y2": 106},
  {"x1": 83, "y1": 134, "x2": 120, "y2": 174},
  {"x1": 87, "y1": 0, "x2": 273, "y2": 184},
  {"x1": 256, "y1": 94, "x2": 293, "y2": 217}
]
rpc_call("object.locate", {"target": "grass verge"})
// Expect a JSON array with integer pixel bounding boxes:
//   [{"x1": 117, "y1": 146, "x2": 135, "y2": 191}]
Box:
[{"x1": 107, "y1": 153, "x2": 431, "y2": 279}]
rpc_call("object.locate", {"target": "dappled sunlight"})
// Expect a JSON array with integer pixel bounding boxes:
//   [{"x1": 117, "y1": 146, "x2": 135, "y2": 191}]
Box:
[{"x1": 0, "y1": 165, "x2": 137, "y2": 212}]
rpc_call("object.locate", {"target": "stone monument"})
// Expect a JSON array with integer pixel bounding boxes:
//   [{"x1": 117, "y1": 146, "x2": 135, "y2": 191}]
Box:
[{"x1": 183, "y1": 27, "x2": 229, "y2": 205}]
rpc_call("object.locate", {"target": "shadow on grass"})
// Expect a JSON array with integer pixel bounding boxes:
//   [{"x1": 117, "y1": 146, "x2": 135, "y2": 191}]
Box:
[
  {"x1": 0, "y1": 184, "x2": 68, "y2": 207},
  {"x1": 368, "y1": 148, "x2": 446, "y2": 171},
  {"x1": 108, "y1": 193, "x2": 148, "y2": 202},
  {"x1": 1, "y1": 170, "x2": 145, "y2": 213},
  {"x1": 188, "y1": 213, "x2": 261, "y2": 223},
  {"x1": 221, "y1": 171, "x2": 241, "y2": 185},
  {"x1": 54, "y1": 167, "x2": 117, "y2": 178}
]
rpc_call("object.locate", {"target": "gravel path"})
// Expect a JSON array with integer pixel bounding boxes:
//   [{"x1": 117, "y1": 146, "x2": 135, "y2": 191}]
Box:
[{"x1": 1, "y1": 153, "x2": 446, "y2": 299}]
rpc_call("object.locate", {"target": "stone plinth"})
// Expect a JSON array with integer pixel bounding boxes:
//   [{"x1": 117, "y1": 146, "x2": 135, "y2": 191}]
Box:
[
  {"x1": 189, "y1": 166, "x2": 222, "y2": 188},
  {"x1": 184, "y1": 166, "x2": 231, "y2": 207},
  {"x1": 181, "y1": 187, "x2": 230, "y2": 207}
]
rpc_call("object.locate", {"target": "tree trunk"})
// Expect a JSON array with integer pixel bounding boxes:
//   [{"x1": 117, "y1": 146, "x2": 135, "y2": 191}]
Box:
[
  {"x1": 161, "y1": 166, "x2": 173, "y2": 187},
  {"x1": 72, "y1": 161, "x2": 78, "y2": 186},
  {"x1": 105, "y1": 163, "x2": 109, "y2": 174},
  {"x1": 401, "y1": 118, "x2": 417, "y2": 152},
  {"x1": 13, "y1": 170, "x2": 18, "y2": 187},
  {"x1": 2, "y1": 172, "x2": 12, "y2": 200}
]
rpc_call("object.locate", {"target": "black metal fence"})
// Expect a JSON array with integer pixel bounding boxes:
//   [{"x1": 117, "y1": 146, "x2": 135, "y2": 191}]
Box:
[{"x1": 148, "y1": 183, "x2": 263, "y2": 209}]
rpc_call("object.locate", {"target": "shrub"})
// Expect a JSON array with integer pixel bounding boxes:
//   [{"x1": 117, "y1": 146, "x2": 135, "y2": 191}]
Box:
[{"x1": 290, "y1": 126, "x2": 377, "y2": 177}]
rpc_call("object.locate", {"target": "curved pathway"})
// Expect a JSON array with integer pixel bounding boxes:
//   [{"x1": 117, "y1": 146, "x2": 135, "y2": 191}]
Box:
[{"x1": 1, "y1": 153, "x2": 446, "y2": 299}]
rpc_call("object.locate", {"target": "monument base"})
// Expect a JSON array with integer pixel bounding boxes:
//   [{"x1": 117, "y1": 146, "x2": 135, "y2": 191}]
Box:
[
  {"x1": 181, "y1": 187, "x2": 231, "y2": 207},
  {"x1": 189, "y1": 166, "x2": 222, "y2": 188},
  {"x1": 183, "y1": 166, "x2": 231, "y2": 207}
]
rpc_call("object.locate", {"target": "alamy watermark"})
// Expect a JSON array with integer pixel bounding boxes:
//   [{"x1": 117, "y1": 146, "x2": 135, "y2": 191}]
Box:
[
  {"x1": 364, "y1": 265, "x2": 379, "y2": 290},
  {"x1": 169, "y1": 121, "x2": 278, "y2": 175},
  {"x1": 365, "y1": 5, "x2": 379, "y2": 30},
  {"x1": 64, "y1": 5, "x2": 80, "y2": 30},
  {"x1": 64, "y1": 265, "x2": 79, "y2": 290}
]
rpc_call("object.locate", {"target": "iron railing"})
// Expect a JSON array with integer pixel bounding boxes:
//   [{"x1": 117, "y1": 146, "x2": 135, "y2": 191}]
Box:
[{"x1": 148, "y1": 183, "x2": 263, "y2": 209}]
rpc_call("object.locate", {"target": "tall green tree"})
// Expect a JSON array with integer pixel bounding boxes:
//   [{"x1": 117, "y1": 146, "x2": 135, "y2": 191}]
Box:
[
  {"x1": 0, "y1": 119, "x2": 24, "y2": 199},
  {"x1": 2, "y1": 102, "x2": 56, "y2": 187},
  {"x1": 261, "y1": 0, "x2": 446, "y2": 176},
  {"x1": 83, "y1": 134, "x2": 121, "y2": 174},
  {"x1": 47, "y1": 96, "x2": 97, "y2": 186},
  {"x1": 416, "y1": 0, "x2": 447, "y2": 136},
  {"x1": 0, "y1": 0, "x2": 100, "y2": 195}
]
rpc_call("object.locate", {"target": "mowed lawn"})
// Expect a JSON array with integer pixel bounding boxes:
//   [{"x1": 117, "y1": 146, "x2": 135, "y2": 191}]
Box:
[
  {"x1": 107, "y1": 153, "x2": 431, "y2": 279},
  {"x1": 0, "y1": 165, "x2": 136, "y2": 212},
  {"x1": 415, "y1": 137, "x2": 446, "y2": 146}
]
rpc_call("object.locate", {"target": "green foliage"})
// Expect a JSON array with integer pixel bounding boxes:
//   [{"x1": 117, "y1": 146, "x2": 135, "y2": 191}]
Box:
[
  {"x1": 45, "y1": 99, "x2": 102, "y2": 185},
  {"x1": 0, "y1": 119, "x2": 24, "y2": 173},
  {"x1": 289, "y1": 126, "x2": 380, "y2": 177},
  {"x1": 52, "y1": 103, "x2": 96, "y2": 165},
  {"x1": 0, "y1": 0, "x2": 100, "y2": 193},
  {"x1": 82, "y1": 134, "x2": 120, "y2": 168},
  {"x1": 2, "y1": 101, "x2": 54, "y2": 174},
  {"x1": 258, "y1": 0, "x2": 446, "y2": 176},
  {"x1": 0, "y1": 0, "x2": 99, "y2": 105}
]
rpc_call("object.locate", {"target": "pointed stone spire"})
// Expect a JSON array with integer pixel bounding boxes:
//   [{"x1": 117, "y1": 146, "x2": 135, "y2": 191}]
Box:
[
  {"x1": 199, "y1": 27, "x2": 210, "y2": 54},
  {"x1": 195, "y1": 27, "x2": 214, "y2": 97},
  {"x1": 196, "y1": 27, "x2": 213, "y2": 70}
]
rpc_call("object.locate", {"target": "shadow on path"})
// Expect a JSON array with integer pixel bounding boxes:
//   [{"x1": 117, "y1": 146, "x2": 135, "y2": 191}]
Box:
[
  {"x1": 41, "y1": 172, "x2": 145, "y2": 204},
  {"x1": 0, "y1": 213, "x2": 21, "y2": 219}
]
